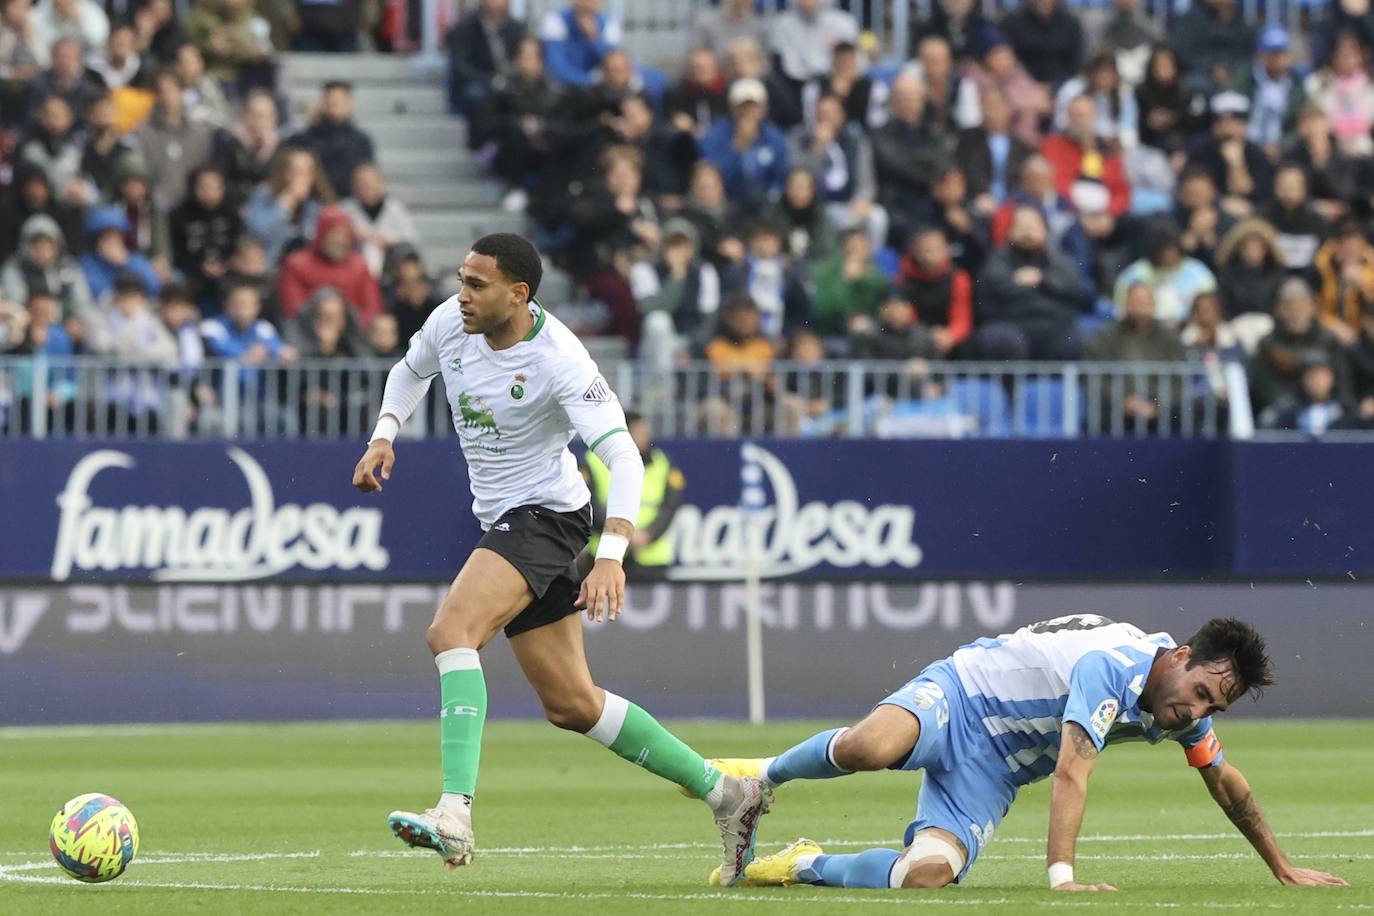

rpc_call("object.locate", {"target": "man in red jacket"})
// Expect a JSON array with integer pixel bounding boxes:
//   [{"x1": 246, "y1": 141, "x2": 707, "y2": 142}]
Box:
[
  {"x1": 1041, "y1": 95, "x2": 1131, "y2": 218},
  {"x1": 277, "y1": 207, "x2": 382, "y2": 325},
  {"x1": 893, "y1": 226, "x2": 973, "y2": 355}
]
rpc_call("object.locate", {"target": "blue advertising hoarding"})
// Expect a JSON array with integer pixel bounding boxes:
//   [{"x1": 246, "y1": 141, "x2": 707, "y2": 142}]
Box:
[{"x1": 0, "y1": 439, "x2": 1371, "y2": 582}]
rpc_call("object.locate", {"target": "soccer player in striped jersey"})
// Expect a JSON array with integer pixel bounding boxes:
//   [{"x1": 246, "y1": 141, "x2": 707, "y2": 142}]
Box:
[
  {"x1": 705, "y1": 615, "x2": 1347, "y2": 892},
  {"x1": 351, "y1": 233, "x2": 770, "y2": 883}
]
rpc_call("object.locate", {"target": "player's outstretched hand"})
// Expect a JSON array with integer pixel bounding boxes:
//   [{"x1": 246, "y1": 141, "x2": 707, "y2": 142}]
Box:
[
  {"x1": 1052, "y1": 881, "x2": 1118, "y2": 892},
  {"x1": 576, "y1": 558, "x2": 625, "y2": 623},
  {"x1": 1277, "y1": 867, "x2": 1349, "y2": 887},
  {"x1": 352, "y1": 440, "x2": 395, "y2": 493}
]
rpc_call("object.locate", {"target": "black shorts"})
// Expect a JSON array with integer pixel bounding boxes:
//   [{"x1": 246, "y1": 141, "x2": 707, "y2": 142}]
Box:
[{"x1": 478, "y1": 503, "x2": 593, "y2": 638}]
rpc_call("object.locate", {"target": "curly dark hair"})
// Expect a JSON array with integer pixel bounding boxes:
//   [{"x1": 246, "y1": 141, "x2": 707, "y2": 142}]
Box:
[
  {"x1": 1185, "y1": 617, "x2": 1276, "y2": 702},
  {"x1": 470, "y1": 233, "x2": 543, "y2": 301}
]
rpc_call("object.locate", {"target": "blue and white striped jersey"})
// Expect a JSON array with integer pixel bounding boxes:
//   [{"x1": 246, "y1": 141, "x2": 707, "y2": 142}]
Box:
[{"x1": 949, "y1": 615, "x2": 1223, "y2": 787}]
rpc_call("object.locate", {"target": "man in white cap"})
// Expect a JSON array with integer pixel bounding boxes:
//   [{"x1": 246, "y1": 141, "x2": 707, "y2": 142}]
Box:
[{"x1": 698, "y1": 77, "x2": 790, "y2": 206}]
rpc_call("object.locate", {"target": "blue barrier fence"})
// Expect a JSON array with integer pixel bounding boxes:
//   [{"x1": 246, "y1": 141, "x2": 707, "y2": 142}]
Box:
[{"x1": 1, "y1": 438, "x2": 1369, "y2": 583}]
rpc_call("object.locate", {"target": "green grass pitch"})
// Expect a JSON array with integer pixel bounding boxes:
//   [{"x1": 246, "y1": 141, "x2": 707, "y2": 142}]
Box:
[{"x1": 2, "y1": 720, "x2": 1371, "y2": 914}]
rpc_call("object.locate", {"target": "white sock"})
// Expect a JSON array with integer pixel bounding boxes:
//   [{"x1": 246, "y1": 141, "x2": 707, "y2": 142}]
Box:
[
  {"x1": 437, "y1": 792, "x2": 472, "y2": 818},
  {"x1": 759, "y1": 756, "x2": 778, "y2": 788},
  {"x1": 794, "y1": 852, "x2": 820, "y2": 881},
  {"x1": 703, "y1": 775, "x2": 725, "y2": 809}
]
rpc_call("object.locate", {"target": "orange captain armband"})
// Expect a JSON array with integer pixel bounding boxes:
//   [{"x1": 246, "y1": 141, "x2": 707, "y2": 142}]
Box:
[{"x1": 1183, "y1": 729, "x2": 1223, "y2": 768}]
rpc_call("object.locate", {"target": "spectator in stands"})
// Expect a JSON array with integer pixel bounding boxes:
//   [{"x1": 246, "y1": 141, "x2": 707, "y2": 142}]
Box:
[
  {"x1": 1350, "y1": 300, "x2": 1374, "y2": 423},
  {"x1": 1042, "y1": 94, "x2": 1131, "y2": 218},
  {"x1": 929, "y1": 163, "x2": 989, "y2": 277},
  {"x1": 367, "y1": 311, "x2": 401, "y2": 358},
  {"x1": 1174, "y1": 168, "x2": 1232, "y2": 267},
  {"x1": 975, "y1": 204, "x2": 1088, "y2": 359},
  {"x1": 568, "y1": 143, "x2": 659, "y2": 276},
  {"x1": 245, "y1": 146, "x2": 335, "y2": 263},
  {"x1": 157, "y1": 282, "x2": 206, "y2": 369},
  {"x1": 1285, "y1": 104, "x2": 1358, "y2": 222},
  {"x1": 804, "y1": 40, "x2": 885, "y2": 130},
  {"x1": 871, "y1": 72, "x2": 952, "y2": 248},
  {"x1": 217, "y1": 234, "x2": 275, "y2": 319},
  {"x1": 679, "y1": 159, "x2": 744, "y2": 270},
  {"x1": 722, "y1": 220, "x2": 812, "y2": 340},
  {"x1": 990, "y1": 154, "x2": 1086, "y2": 272},
  {"x1": 1232, "y1": 27, "x2": 1305, "y2": 157},
  {"x1": 1114, "y1": 222, "x2": 1216, "y2": 324},
  {"x1": 285, "y1": 284, "x2": 369, "y2": 357},
  {"x1": 1182, "y1": 289, "x2": 1247, "y2": 367},
  {"x1": 1264, "y1": 164, "x2": 1329, "y2": 277},
  {"x1": 1076, "y1": 180, "x2": 1141, "y2": 302},
  {"x1": 1215, "y1": 218, "x2": 1285, "y2": 336},
  {"x1": 202, "y1": 281, "x2": 294, "y2": 362},
  {"x1": 1186, "y1": 92, "x2": 1273, "y2": 217},
  {"x1": 87, "y1": 270, "x2": 174, "y2": 360},
  {"x1": 444, "y1": 0, "x2": 524, "y2": 123},
  {"x1": 223, "y1": 88, "x2": 281, "y2": 201},
  {"x1": 893, "y1": 225, "x2": 973, "y2": 356},
  {"x1": 765, "y1": 168, "x2": 837, "y2": 268},
  {"x1": 79, "y1": 92, "x2": 130, "y2": 200},
  {"x1": 80, "y1": 206, "x2": 162, "y2": 303},
  {"x1": 30, "y1": 0, "x2": 108, "y2": 66},
  {"x1": 277, "y1": 205, "x2": 380, "y2": 324},
  {"x1": 691, "y1": 0, "x2": 766, "y2": 61},
  {"x1": 1003, "y1": 0, "x2": 1083, "y2": 89},
  {"x1": 132, "y1": 0, "x2": 186, "y2": 64},
  {"x1": 111, "y1": 153, "x2": 167, "y2": 259},
  {"x1": 293, "y1": 0, "x2": 362, "y2": 52},
  {"x1": 1305, "y1": 31, "x2": 1374, "y2": 158},
  {"x1": 698, "y1": 77, "x2": 788, "y2": 207},
  {"x1": 788, "y1": 91, "x2": 886, "y2": 250},
  {"x1": 1172, "y1": 0, "x2": 1255, "y2": 93},
  {"x1": 1053, "y1": 53, "x2": 1139, "y2": 150},
  {"x1": 909, "y1": 35, "x2": 968, "y2": 134},
  {"x1": 811, "y1": 227, "x2": 888, "y2": 335},
  {"x1": 0, "y1": 213, "x2": 93, "y2": 330},
  {"x1": 132, "y1": 68, "x2": 216, "y2": 214},
  {"x1": 539, "y1": 0, "x2": 619, "y2": 88},
  {"x1": 1312, "y1": 0, "x2": 1374, "y2": 67},
  {"x1": 340, "y1": 161, "x2": 418, "y2": 279},
  {"x1": 1136, "y1": 46, "x2": 1201, "y2": 160},
  {"x1": 87, "y1": 21, "x2": 148, "y2": 91},
  {"x1": 957, "y1": 85, "x2": 1033, "y2": 209},
  {"x1": 666, "y1": 47, "x2": 728, "y2": 135},
  {"x1": 1261, "y1": 351, "x2": 1355, "y2": 433},
  {"x1": 698, "y1": 295, "x2": 800, "y2": 435},
  {"x1": 962, "y1": 26, "x2": 1050, "y2": 147},
  {"x1": 1088, "y1": 281, "x2": 1187, "y2": 430},
  {"x1": 18, "y1": 292, "x2": 73, "y2": 364},
  {"x1": 635, "y1": 218, "x2": 720, "y2": 366},
  {"x1": 624, "y1": 94, "x2": 701, "y2": 201},
  {"x1": 170, "y1": 165, "x2": 242, "y2": 304},
  {"x1": 18, "y1": 95, "x2": 85, "y2": 202},
  {"x1": 848, "y1": 295, "x2": 939, "y2": 363},
  {"x1": 23, "y1": 37, "x2": 103, "y2": 124},
  {"x1": 292, "y1": 81, "x2": 375, "y2": 207},
  {"x1": 185, "y1": 0, "x2": 272, "y2": 89},
  {"x1": 769, "y1": 0, "x2": 857, "y2": 92},
  {"x1": 384, "y1": 245, "x2": 442, "y2": 342},
  {"x1": 1097, "y1": 0, "x2": 1160, "y2": 87},
  {"x1": 1314, "y1": 217, "x2": 1374, "y2": 343},
  {"x1": 175, "y1": 43, "x2": 231, "y2": 128},
  {"x1": 0, "y1": 0, "x2": 41, "y2": 128},
  {"x1": 486, "y1": 37, "x2": 561, "y2": 210},
  {"x1": 724, "y1": 36, "x2": 800, "y2": 129},
  {"x1": 1250, "y1": 277, "x2": 1351, "y2": 411},
  {"x1": 914, "y1": 0, "x2": 987, "y2": 64}
]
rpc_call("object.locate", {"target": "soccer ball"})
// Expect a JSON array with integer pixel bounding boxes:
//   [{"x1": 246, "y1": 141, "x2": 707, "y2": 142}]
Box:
[{"x1": 48, "y1": 793, "x2": 140, "y2": 883}]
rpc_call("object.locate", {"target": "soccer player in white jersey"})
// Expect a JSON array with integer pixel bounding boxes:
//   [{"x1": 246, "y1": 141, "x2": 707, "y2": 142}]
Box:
[
  {"x1": 351, "y1": 234, "x2": 771, "y2": 882},
  {"x1": 701, "y1": 615, "x2": 1348, "y2": 892}
]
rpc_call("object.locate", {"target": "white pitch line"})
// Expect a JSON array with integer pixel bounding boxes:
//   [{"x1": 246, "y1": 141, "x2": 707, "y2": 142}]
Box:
[{"x1": 0, "y1": 852, "x2": 321, "y2": 872}]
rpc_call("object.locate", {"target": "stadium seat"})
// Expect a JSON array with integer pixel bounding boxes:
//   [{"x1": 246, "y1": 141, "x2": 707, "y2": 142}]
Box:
[{"x1": 1012, "y1": 377, "x2": 1086, "y2": 438}]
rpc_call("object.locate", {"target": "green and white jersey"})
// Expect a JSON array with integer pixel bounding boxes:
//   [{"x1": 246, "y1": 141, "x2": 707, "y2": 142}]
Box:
[{"x1": 403, "y1": 296, "x2": 627, "y2": 528}]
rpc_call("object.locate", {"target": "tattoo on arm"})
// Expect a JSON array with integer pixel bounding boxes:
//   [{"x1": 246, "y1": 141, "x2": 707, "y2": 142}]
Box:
[
  {"x1": 1220, "y1": 791, "x2": 1274, "y2": 846},
  {"x1": 1068, "y1": 724, "x2": 1099, "y2": 760}
]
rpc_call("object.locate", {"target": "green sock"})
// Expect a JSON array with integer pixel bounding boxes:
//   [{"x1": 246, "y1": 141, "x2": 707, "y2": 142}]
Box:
[
  {"x1": 436, "y1": 648, "x2": 486, "y2": 797},
  {"x1": 585, "y1": 691, "x2": 722, "y2": 800}
]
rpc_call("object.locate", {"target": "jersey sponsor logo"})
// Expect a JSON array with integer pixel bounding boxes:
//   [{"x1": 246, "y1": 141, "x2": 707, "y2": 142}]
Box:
[
  {"x1": 492, "y1": 522, "x2": 511, "y2": 532},
  {"x1": 667, "y1": 444, "x2": 922, "y2": 580},
  {"x1": 49, "y1": 449, "x2": 390, "y2": 583},
  {"x1": 582, "y1": 377, "x2": 612, "y2": 402},
  {"x1": 455, "y1": 392, "x2": 505, "y2": 453},
  {"x1": 1089, "y1": 699, "x2": 1119, "y2": 741}
]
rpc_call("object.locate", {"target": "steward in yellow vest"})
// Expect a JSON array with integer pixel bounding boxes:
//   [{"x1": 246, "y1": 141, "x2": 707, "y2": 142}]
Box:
[{"x1": 582, "y1": 412, "x2": 684, "y2": 579}]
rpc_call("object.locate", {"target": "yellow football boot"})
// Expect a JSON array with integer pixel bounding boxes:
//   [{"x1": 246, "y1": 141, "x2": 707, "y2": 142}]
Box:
[
  {"x1": 708, "y1": 837, "x2": 823, "y2": 887},
  {"x1": 680, "y1": 758, "x2": 771, "y2": 797}
]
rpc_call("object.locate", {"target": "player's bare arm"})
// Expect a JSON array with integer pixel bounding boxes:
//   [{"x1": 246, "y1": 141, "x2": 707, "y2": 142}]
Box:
[
  {"x1": 1200, "y1": 760, "x2": 1348, "y2": 887},
  {"x1": 577, "y1": 516, "x2": 633, "y2": 624},
  {"x1": 1047, "y1": 721, "x2": 1117, "y2": 892},
  {"x1": 352, "y1": 418, "x2": 398, "y2": 493}
]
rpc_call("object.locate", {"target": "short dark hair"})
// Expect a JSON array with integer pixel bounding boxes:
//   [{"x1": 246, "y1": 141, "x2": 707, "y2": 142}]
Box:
[
  {"x1": 158, "y1": 282, "x2": 193, "y2": 306},
  {"x1": 323, "y1": 80, "x2": 352, "y2": 94},
  {"x1": 470, "y1": 233, "x2": 543, "y2": 300},
  {"x1": 1185, "y1": 617, "x2": 1276, "y2": 702}
]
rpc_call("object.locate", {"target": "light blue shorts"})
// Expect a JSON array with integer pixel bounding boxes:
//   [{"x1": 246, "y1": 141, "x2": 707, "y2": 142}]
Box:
[{"x1": 877, "y1": 660, "x2": 1018, "y2": 882}]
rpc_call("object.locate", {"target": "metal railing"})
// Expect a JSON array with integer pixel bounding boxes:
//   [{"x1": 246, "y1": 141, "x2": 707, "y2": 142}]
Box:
[{"x1": 0, "y1": 355, "x2": 1252, "y2": 441}]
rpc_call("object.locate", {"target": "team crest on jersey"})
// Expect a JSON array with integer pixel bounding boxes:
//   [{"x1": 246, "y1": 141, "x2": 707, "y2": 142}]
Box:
[
  {"x1": 583, "y1": 376, "x2": 612, "y2": 402},
  {"x1": 1089, "y1": 699, "x2": 1119, "y2": 741},
  {"x1": 510, "y1": 374, "x2": 526, "y2": 401}
]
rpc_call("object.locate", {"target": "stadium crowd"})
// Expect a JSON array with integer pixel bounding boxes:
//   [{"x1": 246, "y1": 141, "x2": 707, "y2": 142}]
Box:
[{"x1": 3, "y1": 0, "x2": 1374, "y2": 436}]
